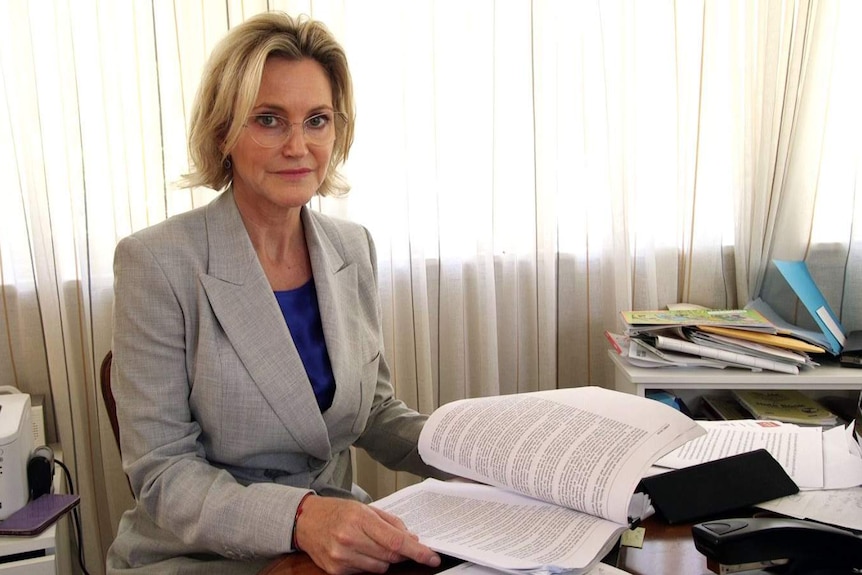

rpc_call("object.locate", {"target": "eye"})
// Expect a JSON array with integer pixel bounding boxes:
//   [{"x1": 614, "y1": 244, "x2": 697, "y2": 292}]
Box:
[
  {"x1": 253, "y1": 114, "x2": 286, "y2": 130},
  {"x1": 304, "y1": 112, "x2": 332, "y2": 131}
]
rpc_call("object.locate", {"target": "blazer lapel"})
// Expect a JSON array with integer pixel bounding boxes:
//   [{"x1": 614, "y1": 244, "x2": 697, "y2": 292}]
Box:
[
  {"x1": 199, "y1": 191, "x2": 330, "y2": 460},
  {"x1": 302, "y1": 209, "x2": 370, "y2": 432}
]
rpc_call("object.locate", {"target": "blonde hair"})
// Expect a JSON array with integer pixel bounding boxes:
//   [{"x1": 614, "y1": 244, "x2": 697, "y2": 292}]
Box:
[{"x1": 182, "y1": 12, "x2": 355, "y2": 196}]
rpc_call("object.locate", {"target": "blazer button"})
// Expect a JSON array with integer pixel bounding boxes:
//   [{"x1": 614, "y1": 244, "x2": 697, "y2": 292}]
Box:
[{"x1": 307, "y1": 457, "x2": 325, "y2": 470}]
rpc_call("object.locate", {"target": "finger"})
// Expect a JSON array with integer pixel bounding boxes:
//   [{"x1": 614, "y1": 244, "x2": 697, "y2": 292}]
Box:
[
  {"x1": 369, "y1": 507, "x2": 423, "y2": 543},
  {"x1": 322, "y1": 531, "x2": 409, "y2": 573},
  {"x1": 361, "y1": 518, "x2": 441, "y2": 568},
  {"x1": 369, "y1": 506, "x2": 409, "y2": 531},
  {"x1": 387, "y1": 535, "x2": 441, "y2": 567},
  {"x1": 327, "y1": 550, "x2": 391, "y2": 575}
]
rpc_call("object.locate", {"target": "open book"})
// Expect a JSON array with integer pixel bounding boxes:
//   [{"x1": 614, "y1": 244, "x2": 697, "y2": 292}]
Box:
[{"x1": 373, "y1": 386, "x2": 705, "y2": 575}]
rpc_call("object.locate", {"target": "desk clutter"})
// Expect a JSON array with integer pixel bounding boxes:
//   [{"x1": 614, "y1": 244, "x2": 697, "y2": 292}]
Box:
[
  {"x1": 367, "y1": 382, "x2": 862, "y2": 575},
  {"x1": 373, "y1": 385, "x2": 862, "y2": 575},
  {"x1": 638, "y1": 392, "x2": 862, "y2": 537},
  {"x1": 374, "y1": 386, "x2": 707, "y2": 575},
  {"x1": 608, "y1": 260, "x2": 859, "y2": 375},
  {"x1": 608, "y1": 307, "x2": 827, "y2": 375},
  {"x1": 641, "y1": 390, "x2": 862, "y2": 574}
]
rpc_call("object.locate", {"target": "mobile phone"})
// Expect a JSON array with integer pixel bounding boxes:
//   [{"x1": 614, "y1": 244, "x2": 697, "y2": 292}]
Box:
[{"x1": 0, "y1": 494, "x2": 80, "y2": 536}]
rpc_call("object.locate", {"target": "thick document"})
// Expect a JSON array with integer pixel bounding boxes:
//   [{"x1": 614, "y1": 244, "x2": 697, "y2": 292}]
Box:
[{"x1": 373, "y1": 386, "x2": 705, "y2": 575}]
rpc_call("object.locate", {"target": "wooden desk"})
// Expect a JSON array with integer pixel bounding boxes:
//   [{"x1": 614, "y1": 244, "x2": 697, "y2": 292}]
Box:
[
  {"x1": 259, "y1": 517, "x2": 718, "y2": 575},
  {"x1": 616, "y1": 517, "x2": 712, "y2": 574},
  {"x1": 618, "y1": 515, "x2": 781, "y2": 575},
  {"x1": 259, "y1": 552, "x2": 462, "y2": 575}
]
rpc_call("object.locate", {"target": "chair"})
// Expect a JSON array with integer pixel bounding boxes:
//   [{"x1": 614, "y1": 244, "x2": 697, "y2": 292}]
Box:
[
  {"x1": 99, "y1": 350, "x2": 121, "y2": 450},
  {"x1": 100, "y1": 350, "x2": 134, "y2": 496}
]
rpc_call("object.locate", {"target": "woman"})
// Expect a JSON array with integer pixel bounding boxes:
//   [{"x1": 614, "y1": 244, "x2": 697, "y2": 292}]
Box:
[{"x1": 107, "y1": 12, "x2": 445, "y2": 575}]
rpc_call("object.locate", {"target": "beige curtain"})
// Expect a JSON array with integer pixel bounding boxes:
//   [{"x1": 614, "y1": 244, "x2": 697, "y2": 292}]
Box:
[{"x1": 2, "y1": 1, "x2": 859, "y2": 573}]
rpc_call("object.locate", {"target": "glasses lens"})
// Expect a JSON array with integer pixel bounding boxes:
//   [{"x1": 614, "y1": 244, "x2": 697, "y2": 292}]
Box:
[
  {"x1": 303, "y1": 112, "x2": 338, "y2": 146},
  {"x1": 245, "y1": 112, "x2": 343, "y2": 148},
  {"x1": 246, "y1": 114, "x2": 288, "y2": 148}
]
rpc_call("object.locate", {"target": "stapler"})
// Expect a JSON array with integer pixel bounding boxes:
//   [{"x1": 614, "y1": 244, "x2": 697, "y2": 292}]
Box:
[{"x1": 692, "y1": 517, "x2": 862, "y2": 574}]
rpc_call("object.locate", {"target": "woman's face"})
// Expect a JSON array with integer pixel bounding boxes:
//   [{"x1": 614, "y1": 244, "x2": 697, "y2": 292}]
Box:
[{"x1": 230, "y1": 57, "x2": 335, "y2": 215}]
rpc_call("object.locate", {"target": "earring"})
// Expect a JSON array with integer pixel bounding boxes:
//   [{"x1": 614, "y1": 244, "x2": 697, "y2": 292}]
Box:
[{"x1": 223, "y1": 157, "x2": 232, "y2": 170}]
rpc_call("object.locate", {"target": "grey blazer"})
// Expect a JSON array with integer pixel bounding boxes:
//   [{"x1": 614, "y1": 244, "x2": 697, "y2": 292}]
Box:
[{"x1": 106, "y1": 191, "x2": 439, "y2": 574}]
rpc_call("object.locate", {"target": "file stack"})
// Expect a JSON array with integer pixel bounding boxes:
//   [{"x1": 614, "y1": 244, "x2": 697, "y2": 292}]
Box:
[{"x1": 606, "y1": 308, "x2": 824, "y2": 374}]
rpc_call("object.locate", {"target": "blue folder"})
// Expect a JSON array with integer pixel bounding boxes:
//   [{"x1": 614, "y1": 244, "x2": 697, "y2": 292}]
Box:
[{"x1": 772, "y1": 260, "x2": 846, "y2": 355}]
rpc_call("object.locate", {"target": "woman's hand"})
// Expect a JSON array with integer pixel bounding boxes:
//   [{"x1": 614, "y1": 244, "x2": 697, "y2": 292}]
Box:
[{"x1": 293, "y1": 495, "x2": 441, "y2": 575}]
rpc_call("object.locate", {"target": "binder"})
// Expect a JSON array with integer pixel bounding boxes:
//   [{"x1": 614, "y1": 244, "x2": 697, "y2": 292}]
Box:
[{"x1": 770, "y1": 260, "x2": 846, "y2": 355}]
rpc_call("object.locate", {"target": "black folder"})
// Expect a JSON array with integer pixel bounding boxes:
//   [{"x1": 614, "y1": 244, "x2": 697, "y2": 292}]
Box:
[{"x1": 638, "y1": 448, "x2": 799, "y2": 524}]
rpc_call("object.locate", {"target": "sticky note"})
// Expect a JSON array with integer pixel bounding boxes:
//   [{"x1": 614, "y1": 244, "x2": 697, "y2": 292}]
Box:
[{"x1": 620, "y1": 527, "x2": 645, "y2": 548}]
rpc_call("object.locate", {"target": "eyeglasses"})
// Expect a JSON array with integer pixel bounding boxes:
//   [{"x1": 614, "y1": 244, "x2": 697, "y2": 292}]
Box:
[{"x1": 243, "y1": 111, "x2": 346, "y2": 148}]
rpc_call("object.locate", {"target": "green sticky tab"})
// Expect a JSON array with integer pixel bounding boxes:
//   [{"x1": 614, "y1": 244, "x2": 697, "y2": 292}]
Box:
[{"x1": 620, "y1": 527, "x2": 645, "y2": 549}]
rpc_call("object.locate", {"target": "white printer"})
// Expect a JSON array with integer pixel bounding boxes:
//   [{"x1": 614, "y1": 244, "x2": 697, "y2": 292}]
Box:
[{"x1": 0, "y1": 393, "x2": 33, "y2": 520}]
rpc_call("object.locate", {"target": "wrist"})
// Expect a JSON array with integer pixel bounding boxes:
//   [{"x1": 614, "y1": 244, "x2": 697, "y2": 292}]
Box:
[{"x1": 291, "y1": 492, "x2": 314, "y2": 551}]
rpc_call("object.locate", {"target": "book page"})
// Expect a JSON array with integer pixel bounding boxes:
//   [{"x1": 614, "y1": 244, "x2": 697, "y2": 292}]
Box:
[
  {"x1": 440, "y1": 560, "x2": 631, "y2": 575},
  {"x1": 653, "y1": 420, "x2": 824, "y2": 488},
  {"x1": 756, "y1": 486, "x2": 862, "y2": 531},
  {"x1": 419, "y1": 386, "x2": 705, "y2": 524},
  {"x1": 373, "y1": 479, "x2": 626, "y2": 574}
]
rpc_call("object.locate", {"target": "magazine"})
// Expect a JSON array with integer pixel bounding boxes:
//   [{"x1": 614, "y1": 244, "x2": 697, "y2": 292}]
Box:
[{"x1": 621, "y1": 308, "x2": 776, "y2": 333}]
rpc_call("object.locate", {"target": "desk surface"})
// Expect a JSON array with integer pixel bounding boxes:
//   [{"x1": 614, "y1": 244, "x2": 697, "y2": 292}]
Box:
[
  {"x1": 259, "y1": 552, "x2": 462, "y2": 575},
  {"x1": 259, "y1": 517, "x2": 716, "y2": 575},
  {"x1": 616, "y1": 518, "x2": 712, "y2": 574}
]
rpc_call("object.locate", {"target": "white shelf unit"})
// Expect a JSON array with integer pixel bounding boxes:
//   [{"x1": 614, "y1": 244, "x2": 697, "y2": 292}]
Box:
[
  {"x1": 0, "y1": 446, "x2": 71, "y2": 575},
  {"x1": 608, "y1": 351, "x2": 862, "y2": 415},
  {"x1": 0, "y1": 526, "x2": 56, "y2": 574}
]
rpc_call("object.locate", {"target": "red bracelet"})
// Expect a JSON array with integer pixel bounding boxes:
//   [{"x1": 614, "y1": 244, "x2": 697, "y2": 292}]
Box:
[{"x1": 292, "y1": 492, "x2": 314, "y2": 551}]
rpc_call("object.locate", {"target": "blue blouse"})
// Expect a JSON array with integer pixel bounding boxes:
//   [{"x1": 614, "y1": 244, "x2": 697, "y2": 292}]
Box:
[{"x1": 274, "y1": 280, "x2": 336, "y2": 412}]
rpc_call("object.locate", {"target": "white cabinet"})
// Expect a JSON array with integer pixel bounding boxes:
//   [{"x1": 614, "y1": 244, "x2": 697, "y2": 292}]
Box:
[
  {"x1": 609, "y1": 350, "x2": 862, "y2": 405},
  {"x1": 0, "y1": 447, "x2": 70, "y2": 575},
  {"x1": 0, "y1": 518, "x2": 59, "y2": 574}
]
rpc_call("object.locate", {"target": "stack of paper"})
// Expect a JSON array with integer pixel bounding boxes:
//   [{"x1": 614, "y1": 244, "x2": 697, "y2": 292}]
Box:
[
  {"x1": 607, "y1": 307, "x2": 823, "y2": 373},
  {"x1": 650, "y1": 419, "x2": 862, "y2": 532},
  {"x1": 608, "y1": 260, "x2": 850, "y2": 371}
]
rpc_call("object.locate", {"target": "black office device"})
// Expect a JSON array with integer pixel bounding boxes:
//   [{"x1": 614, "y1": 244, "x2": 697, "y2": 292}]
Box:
[
  {"x1": 839, "y1": 330, "x2": 862, "y2": 368},
  {"x1": 28, "y1": 445, "x2": 55, "y2": 500},
  {"x1": 638, "y1": 448, "x2": 798, "y2": 524},
  {"x1": 693, "y1": 517, "x2": 862, "y2": 573}
]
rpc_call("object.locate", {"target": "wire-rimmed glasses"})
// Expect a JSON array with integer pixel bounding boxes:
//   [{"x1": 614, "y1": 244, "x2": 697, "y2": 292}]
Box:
[{"x1": 243, "y1": 110, "x2": 346, "y2": 148}]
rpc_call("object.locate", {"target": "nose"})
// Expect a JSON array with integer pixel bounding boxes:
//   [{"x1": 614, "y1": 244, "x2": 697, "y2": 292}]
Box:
[{"x1": 281, "y1": 123, "x2": 309, "y2": 156}]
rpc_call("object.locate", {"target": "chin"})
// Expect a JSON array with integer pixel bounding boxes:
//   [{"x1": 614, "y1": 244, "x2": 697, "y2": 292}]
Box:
[{"x1": 273, "y1": 191, "x2": 317, "y2": 209}]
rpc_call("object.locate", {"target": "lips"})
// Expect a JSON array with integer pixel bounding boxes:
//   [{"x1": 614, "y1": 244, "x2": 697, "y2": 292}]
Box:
[{"x1": 276, "y1": 168, "x2": 312, "y2": 176}]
